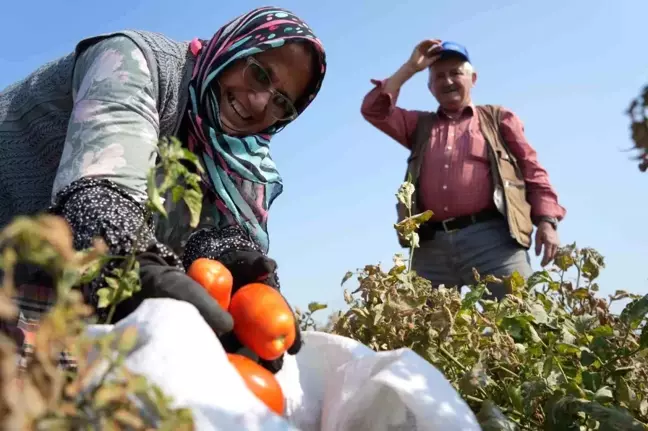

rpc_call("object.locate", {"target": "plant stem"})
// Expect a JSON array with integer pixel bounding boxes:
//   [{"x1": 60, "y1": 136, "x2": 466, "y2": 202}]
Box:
[
  {"x1": 493, "y1": 365, "x2": 519, "y2": 378},
  {"x1": 407, "y1": 205, "x2": 415, "y2": 272},
  {"x1": 439, "y1": 345, "x2": 466, "y2": 372},
  {"x1": 575, "y1": 257, "x2": 582, "y2": 289},
  {"x1": 602, "y1": 346, "x2": 642, "y2": 370}
]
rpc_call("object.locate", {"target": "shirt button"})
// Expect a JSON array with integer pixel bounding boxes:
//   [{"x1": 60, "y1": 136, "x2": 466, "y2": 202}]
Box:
[
  {"x1": 442, "y1": 185, "x2": 447, "y2": 190},
  {"x1": 444, "y1": 206, "x2": 449, "y2": 212},
  {"x1": 444, "y1": 164, "x2": 449, "y2": 169},
  {"x1": 447, "y1": 146, "x2": 452, "y2": 150}
]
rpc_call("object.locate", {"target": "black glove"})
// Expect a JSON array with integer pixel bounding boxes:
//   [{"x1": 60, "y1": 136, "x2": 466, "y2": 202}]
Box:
[
  {"x1": 110, "y1": 252, "x2": 233, "y2": 336},
  {"x1": 217, "y1": 250, "x2": 303, "y2": 373}
]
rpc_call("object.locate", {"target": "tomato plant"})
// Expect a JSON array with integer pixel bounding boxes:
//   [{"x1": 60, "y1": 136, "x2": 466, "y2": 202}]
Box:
[
  {"x1": 227, "y1": 353, "x2": 285, "y2": 415},
  {"x1": 229, "y1": 283, "x2": 296, "y2": 360},
  {"x1": 187, "y1": 257, "x2": 234, "y2": 310}
]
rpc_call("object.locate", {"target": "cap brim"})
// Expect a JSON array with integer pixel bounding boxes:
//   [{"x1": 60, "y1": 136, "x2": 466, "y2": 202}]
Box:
[{"x1": 439, "y1": 50, "x2": 469, "y2": 62}]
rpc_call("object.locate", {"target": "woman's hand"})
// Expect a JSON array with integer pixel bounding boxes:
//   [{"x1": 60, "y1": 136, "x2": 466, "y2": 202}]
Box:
[
  {"x1": 111, "y1": 252, "x2": 234, "y2": 335},
  {"x1": 217, "y1": 250, "x2": 280, "y2": 292},
  {"x1": 217, "y1": 250, "x2": 303, "y2": 373}
]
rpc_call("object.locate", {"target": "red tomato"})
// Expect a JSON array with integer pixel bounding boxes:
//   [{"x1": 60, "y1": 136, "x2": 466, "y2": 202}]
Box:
[
  {"x1": 187, "y1": 258, "x2": 233, "y2": 310},
  {"x1": 227, "y1": 353, "x2": 285, "y2": 415},
  {"x1": 229, "y1": 283, "x2": 296, "y2": 361}
]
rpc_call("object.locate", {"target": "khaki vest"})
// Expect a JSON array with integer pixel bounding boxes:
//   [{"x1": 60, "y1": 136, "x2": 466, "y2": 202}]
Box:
[{"x1": 395, "y1": 105, "x2": 533, "y2": 249}]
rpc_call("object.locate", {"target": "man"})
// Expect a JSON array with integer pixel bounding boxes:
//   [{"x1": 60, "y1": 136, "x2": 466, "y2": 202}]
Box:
[{"x1": 361, "y1": 39, "x2": 566, "y2": 299}]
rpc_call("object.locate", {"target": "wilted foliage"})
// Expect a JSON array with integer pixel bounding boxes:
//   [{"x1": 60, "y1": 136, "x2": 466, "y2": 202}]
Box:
[
  {"x1": 0, "y1": 137, "x2": 199, "y2": 430},
  {"x1": 303, "y1": 181, "x2": 648, "y2": 430},
  {"x1": 628, "y1": 84, "x2": 648, "y2": 172}
]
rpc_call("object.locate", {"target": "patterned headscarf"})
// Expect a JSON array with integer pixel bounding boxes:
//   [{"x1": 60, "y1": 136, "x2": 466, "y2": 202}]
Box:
[{"x1": 186, "y1": 6, "x2": 326, "y2": 253}]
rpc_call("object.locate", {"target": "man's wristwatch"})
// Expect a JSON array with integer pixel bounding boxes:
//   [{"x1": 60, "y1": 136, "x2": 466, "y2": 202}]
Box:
[{"x1": 537, "y1": 216, "x2": 558, "y2": 230}]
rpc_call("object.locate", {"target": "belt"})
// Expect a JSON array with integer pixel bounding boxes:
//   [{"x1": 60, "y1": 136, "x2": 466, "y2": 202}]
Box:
[{"x1": 419, "y1": 209, "x2": 502, "y2": 241}]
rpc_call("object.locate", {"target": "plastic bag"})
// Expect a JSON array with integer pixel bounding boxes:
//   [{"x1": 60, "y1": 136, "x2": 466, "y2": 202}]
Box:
[{"x1": 85, "y1": 299, "x2": 481, "y2": 430}]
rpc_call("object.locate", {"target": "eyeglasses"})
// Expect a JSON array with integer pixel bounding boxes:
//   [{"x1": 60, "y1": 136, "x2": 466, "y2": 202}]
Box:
[{"x1": 242, "y1": 57, "x2": 298, "y2": 122}]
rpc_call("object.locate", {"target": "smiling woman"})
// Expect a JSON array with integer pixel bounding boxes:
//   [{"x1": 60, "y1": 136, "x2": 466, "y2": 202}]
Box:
[
  {"x1": 216, "y1": 42, "x2": 316, "y2": 134},
  {"x1": 0, "y1": 6, "x2": 326, "y2": 376}
]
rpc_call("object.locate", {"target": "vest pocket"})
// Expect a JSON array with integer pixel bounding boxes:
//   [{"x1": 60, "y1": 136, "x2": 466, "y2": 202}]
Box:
[
  {"x1": 497, "y1": 150, "x2": 524, "y2": 180},
  {"x1": 504, "y1": 180, "x2": 533, "y2": 246}
]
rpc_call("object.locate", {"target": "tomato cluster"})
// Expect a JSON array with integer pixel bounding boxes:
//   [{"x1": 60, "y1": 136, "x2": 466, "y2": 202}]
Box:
[{"x1": 187, "y1": 258, "x2": 294, "y2": 415}]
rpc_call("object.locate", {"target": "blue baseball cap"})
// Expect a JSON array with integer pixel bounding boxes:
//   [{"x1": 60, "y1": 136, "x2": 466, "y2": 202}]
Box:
[{"x1": 439, "y1": 41, "x2": 470, "y2": 63}]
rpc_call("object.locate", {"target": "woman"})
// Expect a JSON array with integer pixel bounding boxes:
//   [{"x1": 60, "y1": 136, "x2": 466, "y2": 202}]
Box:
[{"x1": 0, "y1": 6, "x2": 326, "y2": 374}]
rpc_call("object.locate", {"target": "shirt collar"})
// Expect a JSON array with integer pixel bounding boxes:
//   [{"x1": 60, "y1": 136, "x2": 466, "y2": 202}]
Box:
[{"x1": 437, "y1": 103, "x2": 476, "y2": 120}]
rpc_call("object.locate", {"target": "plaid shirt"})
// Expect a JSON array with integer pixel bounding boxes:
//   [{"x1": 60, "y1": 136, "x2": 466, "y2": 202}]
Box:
[{"x1": 4, "y1": 283, "x2": 77, "y2": 373}]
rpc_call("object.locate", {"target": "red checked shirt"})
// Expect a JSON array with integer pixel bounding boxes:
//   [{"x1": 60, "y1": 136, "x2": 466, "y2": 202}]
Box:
[{"x1": 361, "y1": 79, "x2": 566, "y2": 222}]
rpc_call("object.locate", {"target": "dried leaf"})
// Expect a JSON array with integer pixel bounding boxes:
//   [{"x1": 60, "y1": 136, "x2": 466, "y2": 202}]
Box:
[{"x1": 341, "y1": 271, "x2": 354, "y2": 286}]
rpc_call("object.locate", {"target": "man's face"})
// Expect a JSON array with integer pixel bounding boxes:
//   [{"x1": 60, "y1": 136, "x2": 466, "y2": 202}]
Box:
[{"x1": 428, "y1": 56, "x2": 477, "y2": 112}]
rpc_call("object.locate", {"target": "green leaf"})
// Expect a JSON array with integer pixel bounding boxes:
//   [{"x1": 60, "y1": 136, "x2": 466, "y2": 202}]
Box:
[
  {"x1": 580, "y1": 401, "x2": 645, "y2": 431},
  {"x1": 548, "y1": 397, "x2": 645, "y2": 431},
  {"x1": 583, "y1": 371, "x2": 602, "y2": 392},
  {"x1": 543, "y1": 354, "x2": 554, "y2": 379},
  {"x1": 554, "y1": 252, "x2": 575, "y2": 271},
  {"x1": 394, "y1": 211, "x2": 433, "y2": 237},
  {"x1": 580, "y1": 349, "x2": 600, "y2": 368},
  {"x1": 611, "y1": 290, "x2": 641, "y2": 301},
  {"x1": 528, "y1": 302, "x2": 548, "y2": 324},
  {"x1": 461, "y1": 283, "x2": 487, "y2": 311},
  {"x1": 620, "y1": 294, "x2": 648, "y2": 329},
  {"x1": 500, "y1": 315, "x2": 540, "y2": 344},
  {"x1": 147, "y1": 170, "x2": 167, "y2": 218},
  {"x1": 409, "y1": 210, "x2": 434, "y2": 225},
  {"x1": 526, "y1": 270, "x2": 553, "y2": 289},
  {"x1": 504, "y1": 271, "x2": 526, "y2": 295},
  {"x1": 556, "y1": 343, "x2": 581, "y2": 356},
  {"x1": 595, "y1": 386, "x2": 614, "y2": 403},
  {"x1": 341, "y1": 271, "x2": 354, "y2": 286},
  {"x1": 96, "y1": 287, "x2": 113, "y2": 309},
  {"x1": 307, "y1": 302, "x2": 327, "y2": 313},
  {"x1": 591, "y1": 325, "x2": 615, "y2": 337},
  {"x1": 182, "y1": 188, "x2": 203, "y2": 228},
  {"x1": 640, "y1": 323, "x2": 648, "y2": 349},
  {"x1": 572, "y1": 288, "x2": 590, "y2": 299},
  {"x1": 581, "y1": 248, "x2": 605, "y2": 281},
  {"x1": 573, "y1": 314, "x2": 598, "y2": 334},
  {"x1": 396, "y1": 182, "x2": 415, "y2": 208},
  {"x1": 79, "y1": 256, "x2": 107, "y2": 284},
  {"x1": 171, "y1": 185, "x2": 185, "y2": 203},
  {"x1": 616, "y1": 377, "x2": 638, "y2": 410},
  {"x1": 506, "y1": 385, "x2": 524, "y2": 412},
  {"x1": 180, "y1": 147, "x2": 202, "y2": 169}
]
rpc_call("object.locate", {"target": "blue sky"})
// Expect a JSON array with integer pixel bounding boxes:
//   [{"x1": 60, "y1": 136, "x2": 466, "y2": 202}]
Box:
[{"x1": 2, "y1": 0, "x2": 647, "y2": 319}]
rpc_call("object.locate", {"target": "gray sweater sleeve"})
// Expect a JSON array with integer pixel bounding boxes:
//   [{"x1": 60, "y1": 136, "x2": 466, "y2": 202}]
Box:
[
  {"x1": 47, "y1": 36, "x2": 265, "y2": 313},
  {"x1": 51, "y1": 35, "x2": 159, "y2": 204}
]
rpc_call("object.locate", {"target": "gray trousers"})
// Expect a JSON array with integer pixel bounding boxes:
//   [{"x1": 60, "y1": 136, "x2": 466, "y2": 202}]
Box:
[{"x1": 412, "y1": 218, "x2": 532, "y2": 300}]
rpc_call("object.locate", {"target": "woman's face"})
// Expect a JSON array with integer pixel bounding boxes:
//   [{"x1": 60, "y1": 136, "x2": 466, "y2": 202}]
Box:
[{"x1": 216, "y1": 43, "x2": 315, "y2": 135}]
